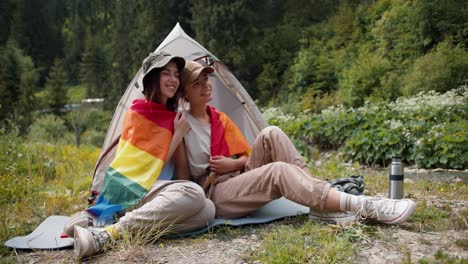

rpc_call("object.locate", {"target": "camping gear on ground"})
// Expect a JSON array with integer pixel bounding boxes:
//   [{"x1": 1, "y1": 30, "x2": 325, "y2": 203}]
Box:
[
  {"x1": 327, "y1": 175, "x2": 365, "y2": 196},
  {"x1": 4, "y1": 216, "x2": 74, "y2": 250},
  {"x1": 389, "y1": 156, "x2": 404, "y2": 199},
  {"x1": 4, "y1": 197, "x2": 308, "y2": 249}
]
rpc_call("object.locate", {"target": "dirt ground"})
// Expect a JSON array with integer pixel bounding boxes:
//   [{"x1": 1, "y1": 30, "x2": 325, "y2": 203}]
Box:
[{"x1": 12, "y1": 220, "x2": 467, "y2": 264}]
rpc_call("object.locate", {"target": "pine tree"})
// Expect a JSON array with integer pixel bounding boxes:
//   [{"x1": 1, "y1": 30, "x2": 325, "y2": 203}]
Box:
[
  {"x1": 79, "y1": 34, "x2": 107, "y2": 98},
  {"x1": 10, "y1": 0, "x2": 66, "y2": 82},
  {"x1": 332, "y1": 1, "x2": 355, "y2": 49},
  {"x1": 0, "y1": 40, "x2": 38, "y2": 132},
  {"x1": 107, "y1": 0, "x2": 135, "y2": 110},
  {"x1": 63, "y1": 0, "x2": 87, "y2": 84},
  {"x1": 45, "y1": 59, "x2": 68, "y2": 115},
  {"x1": 0, "y1": 0, "x2": 15, "y2": 45},
  {"x1": 0, "y1": 41, "x2": 21, "y2": 121}
]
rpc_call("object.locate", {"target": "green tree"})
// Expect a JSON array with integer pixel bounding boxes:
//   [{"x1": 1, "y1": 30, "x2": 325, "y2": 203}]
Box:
[
  {"x1": 10, "y1": 0, "x2": 66, "y2": 81},
  {"x1": 190, "y1": 0, "x2": 260, "y2": 84},
  {"x1": 44, "y1": 59, "x2": 68, "y2": 115},
  {"x1": 65, "y1": 108, "x2": 89, "y2": 147},
  {"x1": 0, "y1": 0, "x2": 15, "y2": 45},
  {"x1": 0, "y1": 41, "x2": 21, "y2": 122},
  {"x1": 62, "y1": 0, "x2": 87, "y2": 84},
  {"x1": 0, "y1": 40, "x2": 38, "y2": 132},
  {"x1": 425, "y1": 0, "x2": 468, "y2": 49},
  {"x1": 371, "y1": 0, "x2": 430, "y2": 65},
  {"x1": 332, "y1": 1, "x2": 356, "y2": 49},
  {"x1": 402, "y1": 40, "x2": 468, "y2": 95},
  {"x1": 339, "y1": 48, "x2": 392, "y2": 107},
  {"x1": 79, "y1": 33, "x2": 108, "y2": 98},
  {"x1": 107, "y1": 0, "x2": 135, "y2": 110}
]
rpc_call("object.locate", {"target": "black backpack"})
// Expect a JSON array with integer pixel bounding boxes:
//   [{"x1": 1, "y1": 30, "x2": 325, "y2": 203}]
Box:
[{"x1": 327, "y1": 175, "x2": 365, "y2": 195}]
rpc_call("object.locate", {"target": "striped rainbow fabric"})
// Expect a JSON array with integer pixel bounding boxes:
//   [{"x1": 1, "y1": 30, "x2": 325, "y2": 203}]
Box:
[
  {"x1": 208, "y1": 106, "x2": 251, "y2": 157},
  {"x1": 87, "y1": 99, "x2": 176, "y2": 221}
]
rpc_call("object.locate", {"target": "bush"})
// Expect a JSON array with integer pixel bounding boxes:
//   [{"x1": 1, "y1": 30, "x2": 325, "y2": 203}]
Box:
[
  {"x1": 402, "y1": 40, "x2": 468, "y2": 96},
  {"x1": 265, "y1": 87, "x2": 467, "y2": 169},
  {"x1": 413, "y1": 121, "x2": 467, "y2": 169},
  {"x1": 339, "y1": 49, "x2": 394, "y2": 107},
  {"x1": 28, "y1": 114, "x2": 71, "y2": 144}
]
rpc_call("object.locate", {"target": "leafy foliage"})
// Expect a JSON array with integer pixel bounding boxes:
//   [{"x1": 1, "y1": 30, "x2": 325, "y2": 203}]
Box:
[
  {"x1": 265, "y1": 87, "x2": 468, "y2": 169},
  {"x1": 403, "y1": 39, "x2": 468, "y2": 96},
  {"x1": 0, "y1": 0, "x2": 466, "y2": 170},
  {"x1": 27, "y1": 114, "x2": 70, "y2": 144}
]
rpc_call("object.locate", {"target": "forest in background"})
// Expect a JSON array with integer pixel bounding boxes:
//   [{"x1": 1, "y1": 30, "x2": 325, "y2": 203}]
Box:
[{"x1": 0, "y1": 0, "x2": 467, "y2": 142}]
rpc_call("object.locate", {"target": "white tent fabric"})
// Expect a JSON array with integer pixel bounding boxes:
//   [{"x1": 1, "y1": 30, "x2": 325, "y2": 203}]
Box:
[{"x1": 91, "y1": 23, "x2": 267, "y2": 194}]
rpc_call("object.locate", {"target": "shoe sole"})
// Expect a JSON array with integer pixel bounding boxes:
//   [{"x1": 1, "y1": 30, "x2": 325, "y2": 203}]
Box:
[
  {"x1": 64, "y1": 212, "x2": 93, "y2": 238},
  {"x1": 74, "y1": 226, "x2": 95, "y2": 259},
  {"x1": 381, "y1": 200, "x2": 417, "y2": 224},
  {"x1": 309, "y1": 212, "x2": 357, "y2": 224}
]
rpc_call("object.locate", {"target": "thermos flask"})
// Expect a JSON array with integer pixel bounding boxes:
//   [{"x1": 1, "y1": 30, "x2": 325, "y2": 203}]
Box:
[{"x1": 389, "y1": 156, "x2": 404, "y2": 199}]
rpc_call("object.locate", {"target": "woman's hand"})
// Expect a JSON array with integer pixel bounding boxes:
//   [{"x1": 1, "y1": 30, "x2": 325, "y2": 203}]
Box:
[
  {"x1": 174, "y1": 112, "x2": 191, "y2": 136},
  {"x1": 209, "y1": 156, "x2": 235, "y2": 174}
]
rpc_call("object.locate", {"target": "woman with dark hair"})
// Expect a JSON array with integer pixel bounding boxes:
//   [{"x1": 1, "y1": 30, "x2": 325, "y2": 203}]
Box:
[{"x1": 69, "y1": 52, "x2": 214, "y2": 259}]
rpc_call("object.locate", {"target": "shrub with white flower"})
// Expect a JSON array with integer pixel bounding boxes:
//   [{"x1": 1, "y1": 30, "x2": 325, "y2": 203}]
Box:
[{"x1": 263, "y1": 86, "x2": 467, "y2": 169}]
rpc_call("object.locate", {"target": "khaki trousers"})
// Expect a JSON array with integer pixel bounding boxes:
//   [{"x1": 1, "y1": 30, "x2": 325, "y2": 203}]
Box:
[
  {"x1": 119, "y1": 180, "x2": 215, "y2": 233},
  {"x1": 210, "y1": 126, "x2": 332, "y2": 218}
]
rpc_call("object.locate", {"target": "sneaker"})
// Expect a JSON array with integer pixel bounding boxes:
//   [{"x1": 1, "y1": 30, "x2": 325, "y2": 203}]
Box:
[
  {"x1": 63, "y1": 211, "x2": 93, "y2": 238},
  {"x1": 74, "y1": 226, "x2": 112, "y2": 259},
  {"x1": 309, "y1": 209, "x2": 357, "y2": 224},
  {"x1": 357, "y1": 198, "x2": 416, "y2": 224}
]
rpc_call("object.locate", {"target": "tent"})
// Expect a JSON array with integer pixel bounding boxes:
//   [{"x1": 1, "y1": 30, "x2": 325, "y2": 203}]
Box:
[{"x1": 90, "y1": 23, "x2": 268, "y2": 197}]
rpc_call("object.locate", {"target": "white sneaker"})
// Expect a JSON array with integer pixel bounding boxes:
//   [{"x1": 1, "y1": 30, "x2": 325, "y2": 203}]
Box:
[
  {"x1": 357, "y1": 198, "x2": 416, "y2": 224},
  {"x1": 309, "y1": 209, "x2": 357, "y2": 224},
  {"x1": 74, "y1": 226, "x2": 111, "y2": 259},
  {"x1": 63, "y1": 211, "x2": 94, "y2": 237}
]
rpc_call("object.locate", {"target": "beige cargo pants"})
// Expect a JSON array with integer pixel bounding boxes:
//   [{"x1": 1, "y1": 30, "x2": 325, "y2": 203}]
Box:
[
  {"x1": 119, "y1": 180, "x2": 215, "y2": 233},
  {"x1": 209, "y1": 126, "x2": 332, "y2": 218}
]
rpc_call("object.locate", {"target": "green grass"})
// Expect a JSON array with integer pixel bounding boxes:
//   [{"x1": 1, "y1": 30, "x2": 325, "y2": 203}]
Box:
[
  {"x1": 243, "y1": 216, "x2": 382, "y2": 264},
  {"x1": 0, "y1": 139, "x2": 466, "y2": 262},
  {"x1": 418, "y1": 250, "x2": 467, "y2": 264},
  {"x1": 0, "y1": 135, "x2": 100, "y2": 256}
]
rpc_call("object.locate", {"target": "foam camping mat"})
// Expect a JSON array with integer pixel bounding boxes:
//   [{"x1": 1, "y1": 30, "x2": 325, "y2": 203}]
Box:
[
  {"x1": 4, "y1": 197, "x2": 308, "y2": 250},
  {"x1": 4, "y1": 215, "x2": 74, "y2": 250}
]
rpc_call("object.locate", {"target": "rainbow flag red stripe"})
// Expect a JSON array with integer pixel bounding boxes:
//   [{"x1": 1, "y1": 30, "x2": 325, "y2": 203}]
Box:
[
  {"x1": 208, "y1": 106, "x2": 251, "y2": 157},
  {"x1": 87, "y1": 99, "x2": 175, "y2": 220}
]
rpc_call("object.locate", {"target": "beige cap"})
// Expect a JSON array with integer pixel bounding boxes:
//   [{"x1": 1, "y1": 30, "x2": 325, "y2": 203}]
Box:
[{"x1": 182, "y1": 60, "x2": 214, "y2": 87}]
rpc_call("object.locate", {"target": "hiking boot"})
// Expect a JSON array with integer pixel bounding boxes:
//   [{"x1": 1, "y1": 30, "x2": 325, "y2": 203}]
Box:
[
  {"x1": 309, "y1": 209, "x2": 357, "y2": 224},
  {"x1": 357, "y1": 198, "x2": 416, "y2": 224},
  {"x1": 74, "y1": 226, "x2": 112, "y2": 259},
  {"x1": 63, "y1": 211, "x2": 94, "y2": 238}
]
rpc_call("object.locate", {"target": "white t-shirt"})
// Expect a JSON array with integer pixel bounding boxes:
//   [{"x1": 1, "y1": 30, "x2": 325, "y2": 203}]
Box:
[{"x1": 183, "y1": 111, "x2": 211, "y2": 180}]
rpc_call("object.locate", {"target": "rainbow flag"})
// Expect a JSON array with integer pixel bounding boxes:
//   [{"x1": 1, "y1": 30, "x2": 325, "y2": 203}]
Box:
[
  {"x1": 87, "y1": 99, "x2": 176, "y2": 221},
  {"x1": 208, "y1": 106, "x2": 251, "y2": 157}
]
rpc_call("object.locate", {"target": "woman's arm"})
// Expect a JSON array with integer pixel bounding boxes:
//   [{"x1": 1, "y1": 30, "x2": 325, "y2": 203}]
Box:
[
  {"x1": 208, "y1": 154, "x2": 248, "y2": 175},
  {"x1": 166, "y1": 112, "x2": 190, "y2": 162},
  {"x1": 173, "y1": 140, "x2": 191, "y2": 180}
]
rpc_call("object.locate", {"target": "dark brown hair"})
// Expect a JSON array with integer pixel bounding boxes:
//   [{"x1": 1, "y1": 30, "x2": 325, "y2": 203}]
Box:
[{"x1": 142, "y1": 67, "x2": 181, "y2": 112}]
